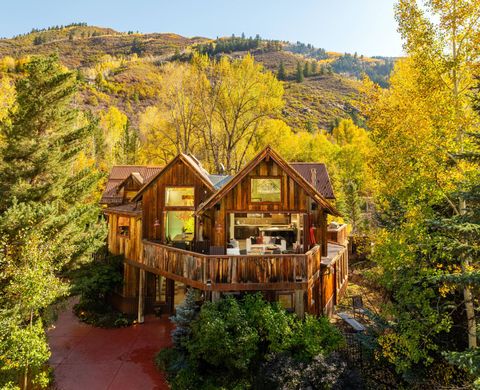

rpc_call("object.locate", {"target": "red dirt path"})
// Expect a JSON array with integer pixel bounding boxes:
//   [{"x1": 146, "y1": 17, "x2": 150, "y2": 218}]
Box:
[{"x1": 48, "y1": 301, "x2": 173, "y2": 390}]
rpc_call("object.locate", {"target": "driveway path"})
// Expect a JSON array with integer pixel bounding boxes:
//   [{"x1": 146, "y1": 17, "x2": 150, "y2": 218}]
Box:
[{"x1": 48, "y1": 300, "x2": 173, "y2": 390}]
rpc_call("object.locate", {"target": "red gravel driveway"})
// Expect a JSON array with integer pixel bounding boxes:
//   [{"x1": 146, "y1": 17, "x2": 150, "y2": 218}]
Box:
[{"x1": 48, "y1": 301, "x2": 173, "y2": 390}]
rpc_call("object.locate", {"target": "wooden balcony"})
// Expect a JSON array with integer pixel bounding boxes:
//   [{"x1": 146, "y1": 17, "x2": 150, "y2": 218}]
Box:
[{"x1": 137, "y1": 240, "x2": 324, "y2": 291}]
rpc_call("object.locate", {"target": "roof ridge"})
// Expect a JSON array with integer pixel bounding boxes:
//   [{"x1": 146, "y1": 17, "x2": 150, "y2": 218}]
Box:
[
  {"x1": 111, "y1": 165, "x2": 163, "y2": 168},
  {"x1": 289, "y1": 162, "x2": 326, "y2": 165}
]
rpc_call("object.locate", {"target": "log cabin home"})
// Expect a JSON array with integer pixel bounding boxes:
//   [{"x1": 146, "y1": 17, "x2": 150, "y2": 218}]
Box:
[{"x1": 102, "y1": 147, "x2": 349, "y2": 321}]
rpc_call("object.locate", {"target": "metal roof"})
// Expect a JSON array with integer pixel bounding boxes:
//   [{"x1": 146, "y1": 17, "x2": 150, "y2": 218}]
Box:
[
  {"x1": 101, "y1": 165, "x2": 163, "y2": 205},
  {"x1": 208, "y1": 174, "x2": 231, "y2": 189},
  {"x1": 289, "y1": 162, "x2": 335, "y2": 199},
  {"x1": 103, "y1": 202, "x2": 142, "y2": 216}
]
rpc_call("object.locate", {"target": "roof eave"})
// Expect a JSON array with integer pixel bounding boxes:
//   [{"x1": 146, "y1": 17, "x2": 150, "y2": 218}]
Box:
[{"x1": 131, "y1": 154, "x2": 215, "y2": 202}]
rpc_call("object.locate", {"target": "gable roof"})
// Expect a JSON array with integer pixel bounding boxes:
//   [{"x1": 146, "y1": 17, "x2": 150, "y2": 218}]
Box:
[
  {"x1": 196, "y1": 146, "x2": 341, "y2": 216},
  {"x1": 101, "y1": 165, "x2": 163, "y2": 205},
  {"x1": 103, "y1": 202, "x2": 142, "y2": 217},
  {"x1": 131, "y1": 153, "x2": 224, "y2": 202},
  {"x1": 290, "y1": 162, "x2": 335, "y2": 199}
]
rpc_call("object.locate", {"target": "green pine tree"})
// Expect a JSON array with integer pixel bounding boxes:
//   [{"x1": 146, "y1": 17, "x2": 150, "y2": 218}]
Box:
[
  {"x1": 0, "y1": 55, "x2": 106, "y2": 268},
  {"x1": 0, "y1": 55, "x2": 106, "y2": 389},
  {"x1": 131, "y1": 37, "x2": 145, "y2": 55},
  {"x1": 430, "y1": 128, "x2": 480, "y2": 363},
  {"x1": 303, "y1": 61, "x2": 310, "y2": 77},
  {"x1": 296, "y1": 62, "x2": 304, "y2": 83},
  {"x1": 311, "y1": 61, "x2": 318, "y2": 75},
  {"x1": 170, "y1": 289, "x2": 199, "y2": 351},
  {"x1": 119, "y1": 120, "x2": 140, "y2": 164},
  {"x1": 277, "y1": 61, "x2": 286, "y2": 81},
  {"x1": 343, "y1": 181, "x2": 362, "y2": 233}
]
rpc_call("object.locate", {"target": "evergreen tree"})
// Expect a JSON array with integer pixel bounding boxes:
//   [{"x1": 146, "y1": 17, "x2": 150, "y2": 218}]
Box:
[
  {"x1": 277, "y1": 61, "x2": 286, "y2": 81},
  {"x1": 303, "y1": 61, "x2": 310, "y2": 77},
  {"x1": 0, "y1": 55, "x2": 105, "y2": 388},
  {"x1": 33, "y1": 35, "x2": 45, "y2": 45},
  {"x1": 311, "y1": 61, "x2": 318, "y2": 75},
  {"x1": 120, "y1": 120, "x2": 139, "y2": 164},
  {"x1": 0, "y1": 54, "x2": 105, "y2": 266},
  {"x1": 343, "y1": 181, "x2": 362, "y2": 233},
  {"x1": 130, "y1": 37, "x2": 145, "y2": 55},
  {"x1": 428, "y1": 128, "x2": 480, "y2": 384},
  {"x1": 295, "y1": 62, "x2": 304, "y2": 83},
  {"x1": 170, "y1": 289, "x2": 199, "y2": 351}
]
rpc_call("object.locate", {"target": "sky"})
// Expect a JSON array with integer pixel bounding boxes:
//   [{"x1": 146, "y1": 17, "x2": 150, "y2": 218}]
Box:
[{"x1": 0, "y1": 0, "x2": 404, "y2": 57}]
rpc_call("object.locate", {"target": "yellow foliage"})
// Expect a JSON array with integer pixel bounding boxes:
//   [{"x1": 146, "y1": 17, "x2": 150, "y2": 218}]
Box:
[
  {"x1": 0, "y1": 76, "x2": 16, "y2": 123},
  {"x1": 99, "y1": 107, "x2": 128, "y2": 167},
  {"x1": 138, "y1": 105, "x2": 177, "y2": 165},
  {"x1": 0, "y1": 56, "x2": 16, "y2": 72}
]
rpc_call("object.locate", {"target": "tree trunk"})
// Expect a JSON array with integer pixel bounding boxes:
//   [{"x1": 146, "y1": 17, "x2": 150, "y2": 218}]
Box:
[
  {"x1": 461, "y1": 257, "x2": 477, "y2": 348},
  {"x1": 451, "y1": 0, "x2": 477, "y2": 349}
]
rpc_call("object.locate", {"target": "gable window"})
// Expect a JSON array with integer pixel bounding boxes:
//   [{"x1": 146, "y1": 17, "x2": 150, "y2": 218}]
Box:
[
  {"x1": 250, "y1": 178, "x2": 281, "y2": 203},
  {"x1": 118, "y1": 216, "x2": 130, "y2": 237},
  {"x1": 165, "y1": 187, "x2": 195, "y2": 207}
]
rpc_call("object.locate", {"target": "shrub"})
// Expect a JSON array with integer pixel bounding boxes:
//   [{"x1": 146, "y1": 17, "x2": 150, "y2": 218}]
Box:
[
  {"x1": 259, "y1": 352, "x2": 363, "y2": 390},
  {"x1": 71, "y1": 254, "x2": 122, "y2": 303},
  {"x1": 288, "y1": 315, "x2": 345, "y2": 361},
  {"x1": 187, "y1": 297, "x2": 260, "y2": 376},
  {"x1": 158, "y1": 293, "x2": 347, "y2": 389},
  {"x1": 71, "y1": 254, "x2": 133, "y2": 328}
]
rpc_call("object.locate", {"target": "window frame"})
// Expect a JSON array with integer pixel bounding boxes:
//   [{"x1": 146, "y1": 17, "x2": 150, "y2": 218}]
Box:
[
  {"x1": 164, "y1": 186, "x2": 195, "y2": 209},
  {"x1": 249, "y1": 176, "x2": 283, "y2": 204},
  {"x1": 117, "y1": 215, "x2": 131, "y2": 238}
]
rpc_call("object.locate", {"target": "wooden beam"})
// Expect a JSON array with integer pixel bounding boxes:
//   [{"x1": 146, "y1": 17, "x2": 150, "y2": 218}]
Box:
[{"x1": 137, "y1": 269, "x2": 145, "y2": 324}]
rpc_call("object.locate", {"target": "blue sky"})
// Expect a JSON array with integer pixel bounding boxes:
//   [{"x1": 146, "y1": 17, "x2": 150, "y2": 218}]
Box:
[{"x1": 0, "y1": 0, "x2": 403, "y2": 57}]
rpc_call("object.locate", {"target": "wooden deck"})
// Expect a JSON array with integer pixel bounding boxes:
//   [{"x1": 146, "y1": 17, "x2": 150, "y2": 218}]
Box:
[
  {"x1": 118, "y1": 239, "x2": 349, "y2": 316},
  {"x1": 321, "y1": 242, "x2": 349, "y2": 315},
  {"x1": 137, "y1": 240, "x2": 323, "y2": 291}
]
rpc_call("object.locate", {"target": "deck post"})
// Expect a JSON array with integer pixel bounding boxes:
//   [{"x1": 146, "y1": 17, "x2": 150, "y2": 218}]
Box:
[
  {"x1": 138, "y1": 269, "x2": 145, "y2": 324},
  {"x1": 211, "y1": 291, "x2": 221, "y2": 302},
  {"x1": 294, "y1": 290, "x2": 305, "y2": 318}
]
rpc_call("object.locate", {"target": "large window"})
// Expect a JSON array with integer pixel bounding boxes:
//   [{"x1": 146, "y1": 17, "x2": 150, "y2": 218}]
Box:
[
  {"x1": 165, "y1": 187, "x2": 194, "y2": 207},
  {"x1": 165, "y1": 211, "x2": 194, "y2": 241},
  {"x1": 250, "y1": 178, "x2": 281, "y2": 203}
]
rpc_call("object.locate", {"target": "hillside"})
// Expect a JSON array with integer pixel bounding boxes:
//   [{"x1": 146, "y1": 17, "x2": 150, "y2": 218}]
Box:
[
  {"x1": 0, "y1": 25, "x2": 383, "y2": 131},
  {"x1": 0, "y1": 25, "x2": 205, "y2": 68}
]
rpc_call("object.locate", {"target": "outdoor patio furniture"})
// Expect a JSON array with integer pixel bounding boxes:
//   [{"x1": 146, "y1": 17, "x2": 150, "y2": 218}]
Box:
[{"x1": 337, "y1": 312, "x2": 365, "y2": 333}]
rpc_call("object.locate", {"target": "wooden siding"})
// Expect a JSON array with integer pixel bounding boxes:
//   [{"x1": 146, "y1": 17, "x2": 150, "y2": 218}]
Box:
[
  {"x1": 222, "y1": 159, "x2": 309, "y2": 213},
  {"x1": 107, "y1": 213, "x2": 143, "y2": 263},
  {"x1": 210, "y1": 159, "x2": 314, "y2": 247},
  {"x1": 141, "y1": 159, "x2": 215, "y2": 241}
]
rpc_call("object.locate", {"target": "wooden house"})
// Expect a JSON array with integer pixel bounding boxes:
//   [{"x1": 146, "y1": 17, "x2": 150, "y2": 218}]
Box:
[
  {"x1": 102, "y1": 147, "x2": 348, "y2": 320},
  {"x1": 100, "y1": 165, "x2": 163, "y2": 206}
]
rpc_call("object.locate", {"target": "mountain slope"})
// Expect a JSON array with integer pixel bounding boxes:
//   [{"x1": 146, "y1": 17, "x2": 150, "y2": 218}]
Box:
[{"x1": 0, "y1": 25, "x2": 374, "y2": 131}]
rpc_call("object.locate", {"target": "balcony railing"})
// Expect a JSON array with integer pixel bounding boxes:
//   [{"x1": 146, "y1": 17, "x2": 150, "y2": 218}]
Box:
[{"x1": 139, "y1": 240, "x2": 323, "y2": 291}]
